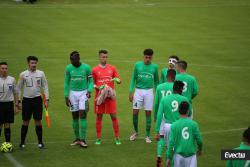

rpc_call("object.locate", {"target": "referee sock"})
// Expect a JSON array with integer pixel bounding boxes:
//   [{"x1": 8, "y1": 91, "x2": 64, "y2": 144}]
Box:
[
  {"x1": 72, "y1": 119, "x2": 80, "y2": 139},
  {"x1": 21, "y1": 125, "x2": 28, "y2": 144},
  {"x1": 35, "y1": 125, "x2": 43, "y2": 144},
  {"x1": 4, "y1": 128, "x2": 11, "y2": 142},
  {"x1": 146, "y1": 115, "x2": 151, "y2": 137},
  {"x1": 133, "y1": 114, "x2": 138, "y2": 133},
  {"x1": 111, "y1": 117, "x2": 119, "y2": 138},
  {"x1": 96, "y1": 117, "x2": 102, "y2": 139},
  {"x1": 79, "y1": 119, "x2": 87, "y2": 140},
  {"x1": 157, "y1": 137, "x2": 165, "y2": 157}
]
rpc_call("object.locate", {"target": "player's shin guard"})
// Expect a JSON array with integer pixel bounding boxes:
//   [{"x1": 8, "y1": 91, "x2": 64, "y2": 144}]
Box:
[
  {"x1": 133, "y1": 114, "x2": 138, "y2": 133},
  {"x1": 96, "y1": 117, "x2": 102, "y2": 139},
  {"x1": 72, "y1": 119, "x2": 80, "y2": 139},
  {"x1": 146, "y1": 116, "x2": 151, "y2": 137},
  {"x1": 157, "y1": 137, "x2": 165, "y2": 157},
  {"x1": 21, "y1": 125, "x2": 28, "y2": 144},
  {"x1": 111, "y1": 117, "x2": 119, "y2": 138},
  {"x1": 79, "y1": 119, "x2": 87, "y2": 140},
  {"x1": 35, "y1": 125, "x2": 43, "y2": 144},
  {"x1": 4, "y1": 128, "x2": 11, "y2": 142}
]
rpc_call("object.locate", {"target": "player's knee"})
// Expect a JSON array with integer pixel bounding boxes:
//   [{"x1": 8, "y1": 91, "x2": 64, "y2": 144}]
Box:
[
  {"x1": 34, "y1": 120, "x2": 42, "y2": 126},
  {"x1": 23, "y1": 120, "x2": 30, "y2": 126},
  {"x1": 79, "y1": 110, "x2": 87, "y2": 119},
  {"x1": 3, "y1": 123, "x2": 10, "y2": 128}
]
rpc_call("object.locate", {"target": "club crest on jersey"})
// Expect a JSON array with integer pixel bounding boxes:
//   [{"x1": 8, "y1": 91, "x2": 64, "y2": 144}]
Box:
[
  {"x1": 108, "y1": 70, "x2": 112, "y2": 74},
  {"x1": 37, "y1": 79, "x2": 41, "y2": 86}
]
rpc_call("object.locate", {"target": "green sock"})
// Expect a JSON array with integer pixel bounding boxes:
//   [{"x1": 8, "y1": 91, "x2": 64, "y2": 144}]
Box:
[
  {"x1": 72, "y1": 119, "x2": 79, "y2": 139},
  {"x1": 133, "y1": 114, "x2": 138, "y2": 133},
  {"x1": 157, "y1": 137, "x2": 165, "y2": 157},
  {"x1": 146, "y1": 115, "x2": 151, "y2": 137},
  {"x1": 79, "y1": 119, "x2": 87, "y2": 140}
]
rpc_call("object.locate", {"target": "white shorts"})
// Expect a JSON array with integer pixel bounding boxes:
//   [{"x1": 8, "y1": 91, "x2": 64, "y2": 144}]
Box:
[
  {"x1": 174, "y1": 154, "x2": 197, "y2": 167},
  {"x1": 133, "y1": 88, "x2": 154, "y2": 111},
  {"x1": 69, "y1": 90, "x2": 88, "y2": 112},
  {"x1": 159, "y1": 117, "x2": 166, "y2": 136},
  {"x1": 163, "y1": 123, "x2": 171, "y2": 145}
]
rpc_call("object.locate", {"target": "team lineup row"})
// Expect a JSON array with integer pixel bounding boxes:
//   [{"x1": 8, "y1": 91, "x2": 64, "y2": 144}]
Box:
[{"x1": 0, "y1": 48, "x2": 224, "y2": 167}]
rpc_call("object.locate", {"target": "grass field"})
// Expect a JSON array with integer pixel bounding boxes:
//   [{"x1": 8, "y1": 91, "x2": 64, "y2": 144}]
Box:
[{"x1": 0, "y1": 0, "x2": 250, "y2": 166}]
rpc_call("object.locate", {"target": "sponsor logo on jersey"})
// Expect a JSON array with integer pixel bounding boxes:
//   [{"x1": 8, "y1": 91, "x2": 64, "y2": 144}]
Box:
[{"x1": 138, "y1": 72, "x2": 154, "y2": 79}]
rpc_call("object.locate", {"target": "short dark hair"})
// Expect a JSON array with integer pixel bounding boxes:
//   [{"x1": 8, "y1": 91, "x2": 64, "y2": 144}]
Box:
[
  {"x1": 167, "y1": 69, "x2": 176, "y2": 79},
  {"x1": 173, "y1": 80, "x2": 184, "y2": 93},
  {"x1": 99, "y1": 49, "x2": 108, "y2": 54},
  {"x1": 27, "y1": 56, "x2": 38, "y2": 62},
  {"x1": 70, "y1": 51, "x2": 80, "y2": 59},
  {"x1": 243, "y1": 127, "x2": 250, "y2": 143},
  {"x1": 169, "y1": 55, "x2": 179, "y2": 61},
  {"x1": 143, "y1": 48, "x2": 154, "y2": 56},
  {"x1": 0, "y1": 62, "x2": 7, "y2": 66},
  {"x1": 177, "y1": 60, "x2": 188, "y2": 70},
  {"x1": 179, "y1": 101, "x2": 189, "y2": 115}
]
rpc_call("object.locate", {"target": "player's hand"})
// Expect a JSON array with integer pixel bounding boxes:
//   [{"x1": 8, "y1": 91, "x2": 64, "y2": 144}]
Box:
[
  {"x1": 86, "y1": 92, "x2": 91, "y2": 98},
  {"x1": 197, "y1": 150, "x2": 202, "y2": 156},
  {"x1": 16, "y1": 101, "x2": 22, "y2": 111},
  {"x1": 129, "y1": 93, "x2": 133, "y2": 102},
  {"x1": 155, "y1": 133, "x2": 160, "y2": 141},
  {"x1": 65, "y1": 97, "x2": 71, "y2": 107},
  {"x1": 99, "y1": 85, "x2": 105, "y2": 90},
  {"x1": 44, "y1": 100, "x2": 49, "y2": 110},
  {"x1": 111, "y1": 77, "x2": 121, "y2": 84},
  {"x1": 166, "y1": 159, "x2": 171, "y2": 167}
]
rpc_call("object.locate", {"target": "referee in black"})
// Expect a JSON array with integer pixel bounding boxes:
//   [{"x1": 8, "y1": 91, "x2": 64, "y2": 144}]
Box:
[
  {"x1": 16, "y1": 56, "x2": 49, "y2": 149},
  {"x1": 0, "y1": 62, "x2": 17, "y2": 143}
]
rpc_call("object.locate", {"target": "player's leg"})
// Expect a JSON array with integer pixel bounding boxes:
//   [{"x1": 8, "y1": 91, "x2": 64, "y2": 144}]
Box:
[
  {"x1": 79, "y1": 110, "x2": 88, "y2": 148},
  {"x1": 20, "y1": 98, "x2": 32, "y2": 148},
  {"x1": 78, "y1": 91, "x2": 88, "y2": 148},
  {"x1": 156, "y1": 120, "x2": 166, "y2": 167},
  {"x1": 144, "y1": 89, "x2": 154, "y2": 143},
  {"x1": 185, "y1": 155, "x2": 197, "y2": 167},
  {"x1": 110, "y1": 113, "x2": 121, "y2": 145},
  {"x1": 33, "y1": 96, "x2": 44, "y2": 148},
  {"x1": 130, "y1": 89, "x2": 143, "y2": 141},
  {"x1": 174, "y1": 154, "x2": 185, "y2": 167},
  {"x1": 71, "y1": 111, "x2": 80, "y2": 145},
  {"x1": 0, "y1": 124, "x2": 2, "y2": 139},
  {"x1": 95, "y1": 113, "x2": 103, "y2": 145},
  {"x1": 4, "y1": 101, "x2": 14, "y2": 142}
]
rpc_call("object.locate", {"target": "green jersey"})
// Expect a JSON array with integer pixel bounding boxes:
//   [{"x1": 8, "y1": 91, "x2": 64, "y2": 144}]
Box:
[
  {"x1": 154, "y1": 82, "x2": 173, "y2": 120},
  {"x1": 226, "y1": 143, "x2": 250, "y2": 167},
  {"x1": 166, "y1": 118, "x2": 203, "y2": 160},
  {"x1": 155, "y1": 93, "x2": 191, "y2": 133},
  {"x1": 129, "y1": 61, "x2": 159, "y2": 92},
  {"x1": 64, "y1": 63, "x2": 93, "y2": 97},
  {"x1": 175, "y1": 73, "x2": 198, "y2": 103},
  {"x1": 160, "y1": 68, "x2": 168, "y2": 84}
]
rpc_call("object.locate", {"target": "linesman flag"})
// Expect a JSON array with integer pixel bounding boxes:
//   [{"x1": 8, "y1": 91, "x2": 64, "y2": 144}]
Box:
[{"x1": 42, "y1": 94, "x2": 51, "y2": 128}]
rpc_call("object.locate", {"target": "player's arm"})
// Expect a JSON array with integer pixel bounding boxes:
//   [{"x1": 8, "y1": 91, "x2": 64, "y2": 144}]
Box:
[
  {"x1": 160, "y1": 69, "x2": 164, "y2": 84},
  {"x1": 192, "y1": 77, "x2": 198, "y2": 99},
  {"x1": 111, "y1": 66, "x2": 122, "y2": 84},
  {"x1": 64, "y1": 67, "x2": 71, "y2": 106},
  {"x1": 41, "y1": 72, "x2": 49, "y2": 109},
  {"x1": 166, "y1": 125, "x2": 175, "y2": 161},
  {"x1": 13, "y1": 78, "x2": 19, "y2": 113},
  {"x1": 129, "y1": 64, "x2": 136, "y2": 102},
  {"x1": 154, "y1": 65, "x2": 159, "y2": 90},
  {"x1": 86, "y1": 66, "x2": 93, "y2": 97},
  {"x1": 193, "y1": 122, "x2": 203, "y2": 154},
  {"x1": 153, "y1": 86, "x2": 160, "y2": 121},
  {"x1": 155, "y1": 99, "x2": 164, "y2": 133},
  {"x1": 16, "y1": 73, "x2": 24, "y2": 110}
]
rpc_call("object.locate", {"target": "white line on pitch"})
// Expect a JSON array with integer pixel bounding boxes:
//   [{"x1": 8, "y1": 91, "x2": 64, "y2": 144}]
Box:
[
  {"x1": 20, "y1": 127, "x2": 245, "y2": 145},
  {"x1": 4, "y1": 153, "x2": 25, "y2": 167}
]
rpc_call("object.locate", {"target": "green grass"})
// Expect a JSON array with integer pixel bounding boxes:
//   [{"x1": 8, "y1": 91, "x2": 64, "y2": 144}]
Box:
[{"x1": 0, "y1": 0, "x2": 250, "y2": 166}]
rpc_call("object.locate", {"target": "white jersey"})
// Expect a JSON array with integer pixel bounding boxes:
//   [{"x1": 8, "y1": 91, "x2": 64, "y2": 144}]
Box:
[
  {"x1": 17, "y1": 70, "x2": 49, "y2": 100},
  {"x1": 0, "y1": 76, "x2": 16, "y2": 102}
]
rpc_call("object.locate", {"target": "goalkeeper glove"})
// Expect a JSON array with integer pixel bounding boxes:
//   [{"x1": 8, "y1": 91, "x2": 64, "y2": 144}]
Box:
[
  {"x1": 111, "y1": 77, "x2": 121, "y2": 84},
  {"x1": 99, "y1": 85, "x2": 105, "y2": 90}
]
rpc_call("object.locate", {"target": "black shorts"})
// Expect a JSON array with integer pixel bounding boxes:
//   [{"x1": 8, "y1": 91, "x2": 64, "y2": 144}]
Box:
[
  {"x1": 0, "y1": 102, "x2": 14, "y2": 124},
  {"x1": 22, "y1": 96, "x2": 43, "y2": 121}
]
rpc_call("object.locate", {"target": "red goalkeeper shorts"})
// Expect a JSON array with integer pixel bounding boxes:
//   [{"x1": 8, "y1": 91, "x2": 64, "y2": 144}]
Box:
[{"x1": 94, "y1": 98, "x2": 117, "y2": 114}]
